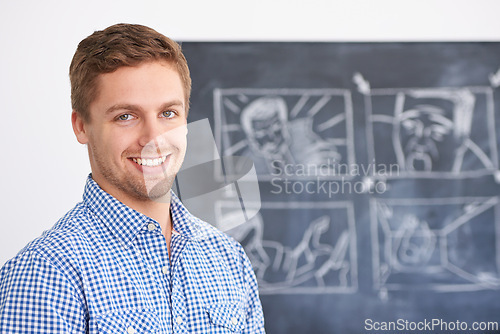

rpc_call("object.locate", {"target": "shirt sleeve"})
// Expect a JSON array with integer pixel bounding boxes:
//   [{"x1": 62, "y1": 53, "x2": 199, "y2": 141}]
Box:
[
  {"x1": 240, "y1": 247, "x2": 266, "y2": 334},
  {"x1": 0, "y1": 251, "x2": 87, "y2": 333}
]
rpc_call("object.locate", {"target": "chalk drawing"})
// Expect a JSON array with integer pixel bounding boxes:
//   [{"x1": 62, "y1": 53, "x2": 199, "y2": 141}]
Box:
[
  {"x1": 357, "y1": 74, "x2": 498, "y2": 179},
  {"x1": 216, "y1": 201, "x2": 358, "y2": 294},
  {"x1": 371, "y1": 196, "x2": 500, "y2": 292},
  {"x1": 214, "y1": 88, "x2": 355, "y2": 180}
]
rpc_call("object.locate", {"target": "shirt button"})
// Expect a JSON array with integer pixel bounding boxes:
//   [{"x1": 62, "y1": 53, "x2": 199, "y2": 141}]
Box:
[
  {"x1": 162, "y1": 266, "x2": 168, "y2": 274},
  {"x1": 176, "y1": 316, "x2": 183, "y2": 324},
  {"x1": 147, "y1": 223, "x2": 156, "y2": 231},
  {"x1": 127, "y1": 326, "x2": 136, "y2": 334},
  {"x1": 231, "y1": 317, "x2": 238, "y2": 325}
]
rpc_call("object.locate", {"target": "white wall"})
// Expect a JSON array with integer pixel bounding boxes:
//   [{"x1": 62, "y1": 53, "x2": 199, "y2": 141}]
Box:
[{"x1": 1, "y1": 0, "x2": 500, "y2": 266}]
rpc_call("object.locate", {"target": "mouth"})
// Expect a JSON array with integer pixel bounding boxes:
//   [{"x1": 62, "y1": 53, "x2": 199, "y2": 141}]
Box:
[
  {"x1": 406, "y1": 152, "x2": 432, "y2": 171},
  {"x1": 131, "y1": 156, "x2": 168, "y2": 167}
]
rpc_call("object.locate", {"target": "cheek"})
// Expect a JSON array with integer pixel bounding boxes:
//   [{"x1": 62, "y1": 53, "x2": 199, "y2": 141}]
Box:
[
  {"x1": 162, "y1": 124, "x2": 188, "y2": 151},
  {"x1": 398, "y1": 131, "x2": 411, "y2": 144},
  {"x1": 436, "y1": 134, "x2": 459, "y2": 152},
  {"x1": 175, "y1": 136, "x2": 187, "y2": 154},
  {"x1": 97, "y1": 129, "x2": 133, "y2": 159},
  {"x1": 85, "y1": 129, "x2": 106, "y2": 155}
]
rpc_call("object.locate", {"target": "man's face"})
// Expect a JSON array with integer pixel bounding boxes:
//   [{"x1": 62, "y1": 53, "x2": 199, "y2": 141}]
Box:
[
  {"x1": 74, "y1": 61, "x2": 187, "y2": 203},
  {"x1": 396, "y1": 106, "x2": 457, "y2": 171}
]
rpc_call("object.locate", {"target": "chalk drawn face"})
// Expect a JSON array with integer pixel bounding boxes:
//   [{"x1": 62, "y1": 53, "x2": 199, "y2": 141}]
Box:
[
  {"x1": 241, "y1": 97, "x2": 290, "y2": 158},
  {"x1": 396, "y1": 105, "x2": 458, "y2": 171},
  {"x1": 250, "y1": 113, "x2": 287, "y2": 156}
]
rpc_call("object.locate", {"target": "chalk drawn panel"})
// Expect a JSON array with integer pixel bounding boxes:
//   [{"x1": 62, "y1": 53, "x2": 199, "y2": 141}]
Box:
[
  {"x1": 366, "y1": 87, "x2": 498, "y2": 178},
  {"x1": 214, "y1": 88, "x2": 355, "y2": 180},
  {"x1": 371, "y1": 196, "x2": 500, "y2": 291},
  {"x1": 217, "y1": 201, "x2": 358, "y2": 294}
]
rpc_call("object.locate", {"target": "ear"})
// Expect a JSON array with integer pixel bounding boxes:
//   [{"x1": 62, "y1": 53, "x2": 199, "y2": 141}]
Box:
[{"x1": 71, "y1": 111, "x2": 89, "y2": 144}]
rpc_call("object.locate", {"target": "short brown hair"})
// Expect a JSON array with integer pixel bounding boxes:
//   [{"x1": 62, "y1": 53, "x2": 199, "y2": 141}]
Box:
[{"x1": 69, "y1": 23, "x2": 191, "y2": 122}]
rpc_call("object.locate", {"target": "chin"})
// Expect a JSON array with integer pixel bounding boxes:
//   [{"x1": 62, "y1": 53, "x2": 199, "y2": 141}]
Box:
[{"x1": 145, "y1": 177, "x2": 174, "y2": 201}]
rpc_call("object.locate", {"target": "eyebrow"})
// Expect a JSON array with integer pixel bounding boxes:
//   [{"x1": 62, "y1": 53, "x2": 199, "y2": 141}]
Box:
[
  {"x1": 428, "y1": 113, "x2": 454, "y2": 128},
  {"x1": 400, "y1": 106, "x2": 454, "y2": 128},
  {"x1": 105, "y1": 100, "x2": 185, "y2": 114},
  {"x1": 400, "y1": 104, "x2": 445, "y2": 119}
]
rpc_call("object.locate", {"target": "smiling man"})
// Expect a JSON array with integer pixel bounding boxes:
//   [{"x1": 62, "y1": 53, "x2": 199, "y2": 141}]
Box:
[{"x1": 0, "y1": 24, "x2": 264, "y2": 333}]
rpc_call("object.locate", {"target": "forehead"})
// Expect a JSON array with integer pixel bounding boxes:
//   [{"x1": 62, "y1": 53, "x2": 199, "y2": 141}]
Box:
[
  {"x1": 400, "y1": 105, "x2": 453, "y2": 127},
  {"x1": 92, "y1": 61, "x2": 184, "y2": 105},
  {"x1": 251, "y1": 113, "x2": 283, "y2": 128},
  {"x1": 97, "y1": 60, "x2": 181, "y2": 86}
]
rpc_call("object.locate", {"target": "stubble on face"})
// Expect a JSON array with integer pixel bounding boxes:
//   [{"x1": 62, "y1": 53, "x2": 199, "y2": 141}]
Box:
[
  {"x1": 88, "y1": 142, "x2": 157, "y2": 202},
  {"x1": 89, "y1": 129, "x2": 187, "y2": 202}
]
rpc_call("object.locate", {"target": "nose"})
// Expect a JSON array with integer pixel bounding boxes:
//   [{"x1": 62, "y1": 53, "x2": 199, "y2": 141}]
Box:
[
  {"x1": 138, "y1": 117, "x2": 163, "y2": 148},
  {"x1": 414, "y1": 122, "x2": 424, "y2": 138},
  {"x1": 264, "y1": 129, "x2": 275, "y2": 142},
  {"x1": 412, "y1": 122, "x2": 434, "y2": 146}
]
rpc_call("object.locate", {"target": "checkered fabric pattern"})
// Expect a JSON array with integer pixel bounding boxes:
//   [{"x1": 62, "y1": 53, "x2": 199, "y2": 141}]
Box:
[{"x1": 0, "y1": 175, "x2": 265, "y2": 333}]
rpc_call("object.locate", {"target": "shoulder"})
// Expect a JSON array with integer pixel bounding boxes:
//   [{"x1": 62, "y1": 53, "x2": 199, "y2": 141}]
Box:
[
  {"x1": 1, "y1": 201, "x2": 97, "y2": 284},
  {"x1": 195, "y1": 217, "x2": 243, "y2": 247},
  {"x1": 34, "y1": 202, "x2": 94, "y2": 249},
  {"x1": 193, "y1": 217, "x2": 249, "y2": 263},
  {"x1": 0, "y1": 205, "x2": 90, "y2": 331},
  {"x1": 0, "y1": 206, "x2": 91, "y2": 319}
]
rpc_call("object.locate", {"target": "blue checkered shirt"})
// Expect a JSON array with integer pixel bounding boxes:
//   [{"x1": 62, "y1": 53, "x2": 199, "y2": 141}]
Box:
[{"x1": 0, "y1": 175, "x2": 265, "y2": 333}]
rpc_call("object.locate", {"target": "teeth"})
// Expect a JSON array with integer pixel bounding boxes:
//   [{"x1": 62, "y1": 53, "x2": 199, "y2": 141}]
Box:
[{"x1": 132, "y1": 156, "x2": 167, "y2": 167}]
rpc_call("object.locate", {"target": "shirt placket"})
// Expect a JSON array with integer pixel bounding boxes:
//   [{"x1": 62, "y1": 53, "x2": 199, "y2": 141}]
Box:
[
  {"x1": 169, "y1": 232, "x2": 189, "y2": 333},
  {"x1": 136, "y1": 221, "x2": 174, "y2": 330}
]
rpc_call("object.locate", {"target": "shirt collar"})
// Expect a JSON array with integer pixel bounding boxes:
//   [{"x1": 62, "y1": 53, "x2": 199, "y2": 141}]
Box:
[
  {"x1": 83, "y1": 175, "x2": 152, "y2": 247},
  {"x1": 170, "y1": 190, "x2": 204, "y2": 240},
  {"x1": 83, "y1": 175, "x2": 207, "y2": 247}
]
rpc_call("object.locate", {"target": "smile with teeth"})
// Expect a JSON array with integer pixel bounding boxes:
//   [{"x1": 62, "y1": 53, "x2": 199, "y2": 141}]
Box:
[{"x1": 132, "y1": 156, "x2": 167, "y2": 167}]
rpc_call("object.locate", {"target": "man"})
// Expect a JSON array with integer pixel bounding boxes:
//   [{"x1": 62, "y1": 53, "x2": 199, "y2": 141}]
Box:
[{"x1": 0, "y1": 23, "x2": 265, "y2": 333}]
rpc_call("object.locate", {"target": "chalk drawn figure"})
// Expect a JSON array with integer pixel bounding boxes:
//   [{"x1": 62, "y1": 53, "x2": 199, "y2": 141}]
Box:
[
  {"x1": 371, "y1": 197, "x2": 500, "y2": 291},
  {"x1": 217, "y1": 201, "x2": 358, "y2": 294},
  {"x1": 360, "y1": 79, "x2": 499, "y2": 178},
  {"x1": 393, "y1": 215, "x2": 436, "y2": 269},
  {"x1": 214, "y1": 88, "x2": 355, "y2": 180}
]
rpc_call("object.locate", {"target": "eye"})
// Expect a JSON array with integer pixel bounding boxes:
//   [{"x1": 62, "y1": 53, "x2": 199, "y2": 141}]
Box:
[
  {"x1": 161, "y1": 110, "x2": 175, "y2": 118},
  {"x1": 271, "y1": 123, "x2": 282, "y2": 131},
  {"x1": 402, "y1": 119, "x2": 416, "y2": 132},
  {"x1": 117, "y1": 114, "x2": 133, "y2": 121},
  {"x1": 431, "y1": 132, "x2": 443, "y2": 141},
  {"x1": 254, "y1": 130, "x2": 266, "y2": 138},
  {"x1": 430, "y1": 125, "x2": 451, "y2": 141}
]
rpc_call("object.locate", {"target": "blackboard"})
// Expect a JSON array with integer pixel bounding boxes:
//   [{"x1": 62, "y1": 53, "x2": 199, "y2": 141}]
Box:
[{"x1": 179, "y1": 42, "x2": 500, "y2": 334}]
